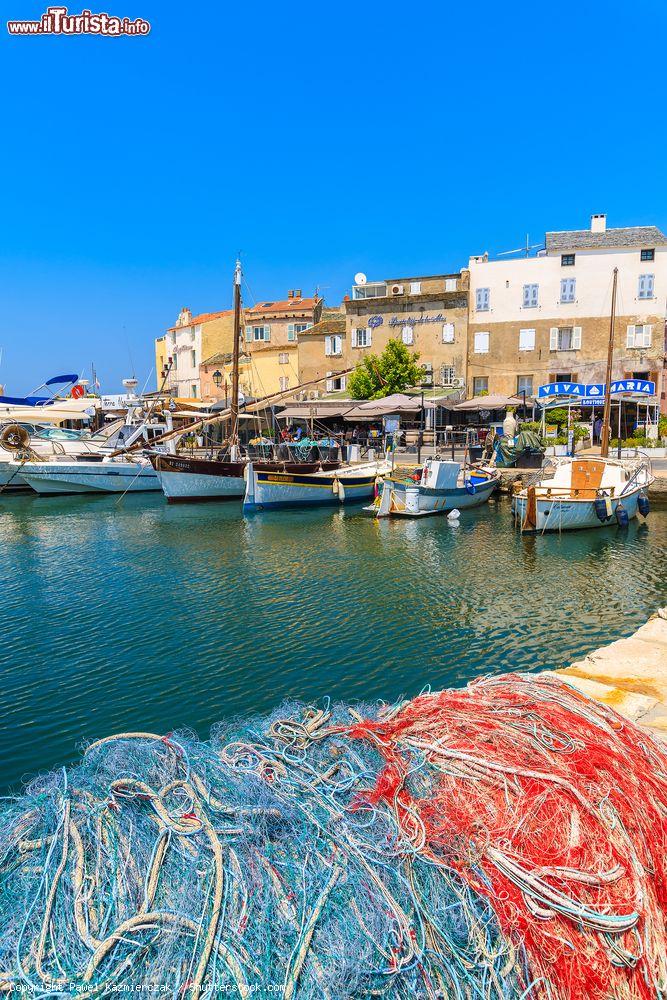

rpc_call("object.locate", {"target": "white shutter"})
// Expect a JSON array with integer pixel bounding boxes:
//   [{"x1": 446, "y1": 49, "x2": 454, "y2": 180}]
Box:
[
  {"x1": 519, "y1": 328, "x2": 535, "y2": 351},
  {"x1": 245, "y1": 326, "x2": 252, "y2": 342},
  {"x1": 264, "y1": 325, "x2": 271, "y2": 342},
  {"x1": 326, "y1": 371, "x2": 333, "y2": 392},
  {"x1": 442, "y1": 322, "x2": 455, "y2": 343},
  {"x1": 351, "y1": 329, "x2": 358, "y2": 347},
  {"x1": 643, "y1": 324, "x2": 653, "y2": 346},
  {"x1": 340, "y1": 376, "x2": 347, "y2": 391},
  {"x1": 572, "y1": 326, "x2": 582, "y2": 349},
  {"x1": 402, "y1": 325, "x2": 414, "y2": 345},
  {"x1": 549, "y1": 327, "x2": 559, "y2": 350},
  {"x1": 626, "y1": 325, "x2": 636, "y2": 348},
  {"x1": 367, "y1": 328, "x2": 372, "y2": 347},
  {"x1": 325, "y1": 336, "x2": 332, "y2": 357},
  {"x1": 287, "y1": 323, "x2": 295, "y2": 341}
]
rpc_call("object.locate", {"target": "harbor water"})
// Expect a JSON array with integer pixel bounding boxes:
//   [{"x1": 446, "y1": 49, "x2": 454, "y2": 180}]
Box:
[{"x1": 1, "y1": 492, "x2": 666, "y2": 792}]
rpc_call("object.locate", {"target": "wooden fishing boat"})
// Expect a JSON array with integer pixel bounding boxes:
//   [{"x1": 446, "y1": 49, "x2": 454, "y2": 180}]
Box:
[
  {"x1": 370, "y1": 459, "x2": 500, "y2": 518},
  {"x1": 243, "y1": 459, "x2": 391, "y2": 512},
  {"x1": 511, "y1": 456, "x2": 653, "y2": 532},
  {"x1": 150, "y1": 452, "x2": 340, "y2": 502}
]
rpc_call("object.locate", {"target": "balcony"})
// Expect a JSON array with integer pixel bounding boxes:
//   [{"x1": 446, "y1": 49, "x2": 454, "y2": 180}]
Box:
[{"x1": 351, "y1": 282, "x2": 387, "y2": 300}]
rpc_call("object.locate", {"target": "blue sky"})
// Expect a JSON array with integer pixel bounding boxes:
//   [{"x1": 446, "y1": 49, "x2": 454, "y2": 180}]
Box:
[{"x1": 1, "y1": 0, "x2": 666, "y2": 393}]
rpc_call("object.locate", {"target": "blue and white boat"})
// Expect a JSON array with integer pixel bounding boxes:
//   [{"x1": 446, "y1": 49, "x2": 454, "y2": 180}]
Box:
[
  {"x1": 511, "y1": 455, "x2": 654, "y2": 532},
  {"x1": 370, "y1": 458, "x2": 500, "y2": 518},
  {"x1": 243, "y1": 459, "x2": 391, "y2": 512}
]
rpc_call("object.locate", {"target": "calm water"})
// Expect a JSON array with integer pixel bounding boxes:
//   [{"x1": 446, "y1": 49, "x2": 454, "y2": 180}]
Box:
[{"x1": 0, "y1": 492, "x2": 665, "y2": 792}]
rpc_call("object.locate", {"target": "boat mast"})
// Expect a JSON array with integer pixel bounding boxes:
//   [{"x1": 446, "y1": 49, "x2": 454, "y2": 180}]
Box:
[
  {"x1": 599, "y1": 266, "x2": 618, "y2": 459},
  {"x1": 229, "y1": 259, "x2": 242, "y2": 459}
]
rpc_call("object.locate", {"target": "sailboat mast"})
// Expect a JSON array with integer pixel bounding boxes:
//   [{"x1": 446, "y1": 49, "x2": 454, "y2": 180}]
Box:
[
  {"x1": 599, "y1": 267, "x2": 618, "y2": 458},
  {"x1": 229, "y1": 259, "x2": 242, "y2": 456}
]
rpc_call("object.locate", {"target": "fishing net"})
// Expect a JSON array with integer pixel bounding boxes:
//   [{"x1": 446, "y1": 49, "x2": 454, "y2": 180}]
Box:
[{"x1": 1, "y1": 673, "x2": 666, "y2": 999}]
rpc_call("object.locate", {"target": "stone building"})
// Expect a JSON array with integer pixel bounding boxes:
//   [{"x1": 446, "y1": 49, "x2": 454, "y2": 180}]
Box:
[
  {"x1": 241, "y1": 290, "x2": 322, "y2": 396},
  {"x1": 159, "y1": 307, "x2": 235, "y2": 398},
  {"x1": 467, "y1": 215, "x2": 667, "y2": 410},
  {"x1": 296, "y1": 310, "x2": 347, "y2": 393},
  {"x1": 332, "y1": 272, "x2": 469, "y2": 397}
]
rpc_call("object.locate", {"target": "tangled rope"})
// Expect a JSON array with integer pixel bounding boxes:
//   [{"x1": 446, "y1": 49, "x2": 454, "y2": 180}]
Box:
[{"x1": 1, "y1": 674, "x2": 666, "y2": 999}]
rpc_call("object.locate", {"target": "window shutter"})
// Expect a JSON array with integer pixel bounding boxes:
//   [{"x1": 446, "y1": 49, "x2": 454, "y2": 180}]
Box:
[
  {"x1": 264, "y1": 325, "x2": 271, "y2": 342},
  {"x1": 245, "y1": 326, "x2": 252, "y2": 342},
  {"x1": 442, "y1": 322, "x2": 455, "y2": 343},
  {"x1": 325, "y1": 336, "x2": 332, "y2": 357},
  {"x1": 648, "y1": 274, "x2": 655, "y2": 296},
  {"x1": 287, "y1": 323, "x2": 295, "y2": 341},
  {"x1": 367, "y1": 328, "x2": 372, "y2": 347},
  {"x1": 626, "y1": 325, "x2": 635, "y2": 348},
  {"x1": 572, "y1": 326, "x2": 582, "y2": 349},
  {"x1": 341, "y1": 376, "x2": 347, "y2": 391},
  {"x1": 351, "y1": 329, "x2": 358, "y2": 348},
  {"x1": 644, "y1": 324, "x2": 653, "y2": 346},
  {"x1": 326, "y1": 377, "x2": 333, "y2": 392},
  {"x1": 483, "y1": 288, "x2": 489, "y2": 310},
  {"x1": 550, "y1": 327, "x2": 558, "y2": 350}
]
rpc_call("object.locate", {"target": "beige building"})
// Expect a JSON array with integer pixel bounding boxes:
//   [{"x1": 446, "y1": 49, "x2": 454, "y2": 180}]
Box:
[
  {"x1": 324, "y1": 272, "x2": 470, "y2": 397},
  {"x1": 240, "y1": 290, "x2": 322, "y2": 396},
  {"x1": 467, "y1": 215, "x2": 667, "y2": 410},
  {"x1": 159, "y1": 307, "x2": 235, "y2": 398}
]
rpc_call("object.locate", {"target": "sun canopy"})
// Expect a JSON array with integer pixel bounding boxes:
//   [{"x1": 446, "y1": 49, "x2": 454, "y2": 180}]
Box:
[{"x1": 453, "y1": 394, "x2": 524, "y2": 411}]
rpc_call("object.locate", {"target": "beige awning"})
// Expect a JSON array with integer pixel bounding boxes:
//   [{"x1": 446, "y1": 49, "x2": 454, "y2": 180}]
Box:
[{"x1": 453, "y1": 394, "x2": 524, "y2": 411}]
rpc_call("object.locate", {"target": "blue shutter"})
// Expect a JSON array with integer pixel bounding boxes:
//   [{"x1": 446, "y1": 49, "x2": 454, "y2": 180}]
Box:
[{"x1": 647, "y1": 274, "x2": 654, "y2": 297}]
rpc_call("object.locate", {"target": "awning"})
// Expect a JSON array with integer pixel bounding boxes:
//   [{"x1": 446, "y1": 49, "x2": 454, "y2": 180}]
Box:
[
  {"x1": 277, "y1": 405, "x2": 352, "y2": 419},
  {"x1": 453, "y1": 394, "x2": 524, "y2": 411}
]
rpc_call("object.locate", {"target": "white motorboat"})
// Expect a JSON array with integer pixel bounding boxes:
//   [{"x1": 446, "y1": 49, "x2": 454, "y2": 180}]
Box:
[
  {"x1": 243, "y1": 459, "x2": 391, "y2": 512},
  {"x1": 370, "y1": 459, "x2": 500, "y2": 518},
  {"x1": 16, "y1": 456, "x2": 160, "y2": 495},
  {"x1": 511, "y1": 455, "x2": 654, "y2": 532}
]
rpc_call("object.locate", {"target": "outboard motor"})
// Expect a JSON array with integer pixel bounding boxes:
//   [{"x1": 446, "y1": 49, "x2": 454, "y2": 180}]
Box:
[
  {"x1": 638, "y1": 493, "x2": 650, "y2": 518},
  {"x1": 594, "y1": 497, "x2": 609, "y2": 522},
  {"x1": 615, "y1": 502, "x2": 629, "y2": 528}
]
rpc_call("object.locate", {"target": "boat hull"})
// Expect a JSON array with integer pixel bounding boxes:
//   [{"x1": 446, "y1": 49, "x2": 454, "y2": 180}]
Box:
[
  {"x1": 244, "y1": 466, "x2": 383, "y2": 512},
  {"x1": 19, "y1": 462, "x2": 160, "y2": 494},
  {"x1": 376, "y1": 475, "x2": 498, "y2": 517},
  {"x1": 511, "y1": 486, "x2": 642, "y2": 532},
  {"x1": 0, "y1": 461, "x2": 33, "y2": 493},
  {"x1": 150, "y1": 454, "x2": 341, "y2": 503}
]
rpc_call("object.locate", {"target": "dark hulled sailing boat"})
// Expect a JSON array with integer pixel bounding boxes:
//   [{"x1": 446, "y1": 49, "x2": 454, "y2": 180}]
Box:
[{"x1": 150, "y1": 261, "x2": 340, "y2": 502}]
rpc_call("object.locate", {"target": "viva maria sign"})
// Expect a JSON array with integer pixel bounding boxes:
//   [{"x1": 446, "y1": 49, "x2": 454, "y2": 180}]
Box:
[{"x1": 538, "y1": 379, "x2": 656, "y2": 405}]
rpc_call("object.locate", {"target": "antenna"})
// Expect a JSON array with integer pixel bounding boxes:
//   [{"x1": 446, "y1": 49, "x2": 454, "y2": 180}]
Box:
[
  {"x1": 497, "y1": 234, "x2": 543, "y2": 258},
  {"x1": 354, "y1": 272, "x2": 367, "y2": 285}
]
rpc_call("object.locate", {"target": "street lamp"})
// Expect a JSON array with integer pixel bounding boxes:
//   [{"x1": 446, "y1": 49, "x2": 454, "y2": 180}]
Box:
[{"x1": 212, "y1": 370, "x2": 223, "y2": 388}]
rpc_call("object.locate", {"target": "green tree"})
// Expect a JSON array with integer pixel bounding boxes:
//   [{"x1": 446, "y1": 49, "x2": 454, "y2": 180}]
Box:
[{"x1": 348, "y1": 338, "x2": 423, "y2": 400}]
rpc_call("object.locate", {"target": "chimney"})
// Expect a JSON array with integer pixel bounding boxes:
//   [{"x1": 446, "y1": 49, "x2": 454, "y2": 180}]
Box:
[
  {"x1": 294, "y1": 289, "x2": 302, "y2": 299},
  {"x1": 591, "y1": 213, "x2": 607, "y2": 234},
  {"x1": 288, "y1": 289, "x2": 294, "y2": 299}
]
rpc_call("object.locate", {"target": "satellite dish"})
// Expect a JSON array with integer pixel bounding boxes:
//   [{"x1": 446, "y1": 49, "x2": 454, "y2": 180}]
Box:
[{"x1": 354, "y1": 272, "x2": 367, "y2": 285}]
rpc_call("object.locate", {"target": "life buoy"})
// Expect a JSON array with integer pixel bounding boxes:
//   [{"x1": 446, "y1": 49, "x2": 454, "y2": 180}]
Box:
[{"x1": 71, "y1": 384, "x2": 84, "y2": 399}]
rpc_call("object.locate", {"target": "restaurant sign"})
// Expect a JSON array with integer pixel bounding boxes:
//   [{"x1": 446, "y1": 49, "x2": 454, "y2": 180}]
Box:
[
  {"x1": 538, "y1": 380, "x2": 655, "y2": 400},
  {"x1": 388, "y1": 313, "x2": 445, "y2": 327}
]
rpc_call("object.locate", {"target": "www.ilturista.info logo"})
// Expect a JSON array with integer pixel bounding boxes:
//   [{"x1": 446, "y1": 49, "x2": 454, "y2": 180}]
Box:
[{"x1": 7, "y1": 6, "x2": 150, "y2": 35}]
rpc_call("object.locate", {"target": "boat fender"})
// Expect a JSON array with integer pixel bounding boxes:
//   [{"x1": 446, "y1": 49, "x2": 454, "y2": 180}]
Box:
[
  {"x1": 594, "y1": 497, "x2": 609, "y2": 522},
  {"x1": 374, "y1": 475, "x2": 382, "y2": 498},
  {"x1": 638, "y1": 493, "x2": 650, "y2": 517},
  {"x1": 447, "y1": 508, "x2": 461, "y2": 521},
  {"x1": 465, "y1": 481, "x2": 477, "y2": 495},
  {"x1": 615, "y1": 502, "x2": 629, "y2": 528},
  {"x1": 338, "y1": 481, "x2": 346, "y2": 503},
  {"x1": 332, "y1": 477, "x2": 340, "y2": 496}
]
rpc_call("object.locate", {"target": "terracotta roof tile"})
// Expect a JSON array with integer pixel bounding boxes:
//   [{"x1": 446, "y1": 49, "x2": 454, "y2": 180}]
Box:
[
  {"x1": 245, "y1": 297, "x2": 319, "y2": 315},
  {"x1": 167, "y1": 309, "x2": 233, "y2": 332}
]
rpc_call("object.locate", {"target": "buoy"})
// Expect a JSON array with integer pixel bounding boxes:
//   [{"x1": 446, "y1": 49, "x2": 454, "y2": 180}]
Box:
[
  {"x1": 615, "y1": 502, "x2": 629, "y2": 528},
  {"x1": 71, "y1": 384, "x2": 84, "y2": 399},
  {"x1": 594, "y1": 497, "x2": 609, "y2": 522},
  {"x1": 465, "y1": 481, "x2": 477, "y2": 495},
  {"x1": 638, "y1": 493, "x2": 650, "y2": 518},
  {"x1": 447, "y1": 508, "x2": 461, "y2": 521}
]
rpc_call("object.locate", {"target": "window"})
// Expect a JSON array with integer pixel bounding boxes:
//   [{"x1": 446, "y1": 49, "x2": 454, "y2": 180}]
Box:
[
  {"x1": 409, "y1": 281, "x2": 421, "y2": 295},
  {"x1": 522, "y1": 283, "x2": 539, "y2": 308},
  {"x1": 638, "y1": 274, "x2": 654, "y2": 299},
  {"x1": 473, "y1": 377, "x2": 488, "y2": 395},
  {"x1": 278, "y1": 352, "x2": 289, "y2": 364},
  {"x1": 552, "y1": 372, "x2": 573, "y2": 382},
  {"x1": 517, "y1": 375, "x2": 533, "y2": 396},
  {"x1": 352, "y1": 282, "x2": 386, "y2": 300},
  {"x1": 627, "y1": 324, "x2": 652, "y2": 348},
  {"x1": 191, "y1": 384, "x2": 197, "y2": 397},
  {"x1": 287, "y1": 322, "x2": 311, "y2": 341},
  {"x1": 247, "y1": 325, "x2": 271, "y2": 342},
  {"x1": 641, "y1": 249, "x2": 655, "y2": 262},
  {"x1": 325, "y1": 335, "x2": 342, "y2": 356},
  {"x1": 550, "y1": 326, "x2": 582, "y2": 350},
  {"x1": 352, "y1": 327, "x2": 371, "y2": 348},
  {"x1": 561, "y1": 254, "x2": 575, "y2": 266},
  {"x1": 474, "y1": 331, "x2": 489, "y2": 353},
  {"x1": 560, "y1": 278, "x2": 576, "y2": 303},
  {"x1": 442, "y1": 322, "x2": 455, "y2": 343},
  {"x1": 440, "y1": 365, "x2": 456, "y2": 385},
  {"x1": 445, "y1": 278, "x2": 457, "y2": 292},
  {"x1": 518, "y1": 328, "x2": 535, "y2": 351},
  {"x1": 475, "y1": 287, "x2": 490, "y2": 311},
  {"x1": 325, "y1": 372, "x2": 347, "y2": 392},
  {"x1": 402, "y1": 325, "x2": 414, "y2": 345},
  {"x1": 279, "y1": 376, "x2": 289, "y2": 392},
  {"x1": 191, "y1": 350, "x2": 197, "y2": 367}
]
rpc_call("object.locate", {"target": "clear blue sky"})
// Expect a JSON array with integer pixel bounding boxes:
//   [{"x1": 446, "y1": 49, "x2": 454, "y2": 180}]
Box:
[{"x1": 1, "y1": 0, "x2": 666, "y2": 393}]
